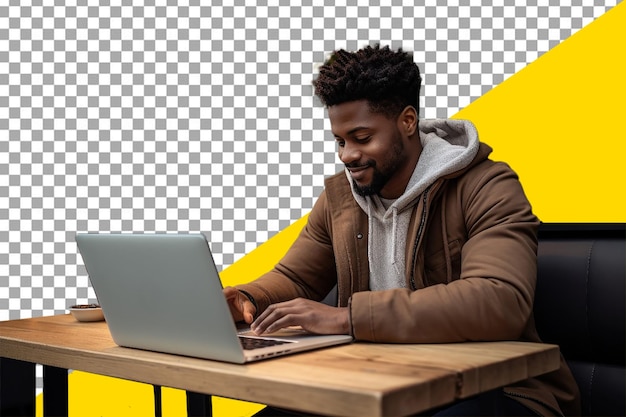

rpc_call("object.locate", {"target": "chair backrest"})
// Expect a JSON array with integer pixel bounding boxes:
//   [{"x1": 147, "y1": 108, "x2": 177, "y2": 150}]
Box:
[
  {"x1": 322, "y1": 223, "x2": 626, "y2": 415},
  {"x1": 534, "y1": 223, "x2": 626, "y2": 416}
]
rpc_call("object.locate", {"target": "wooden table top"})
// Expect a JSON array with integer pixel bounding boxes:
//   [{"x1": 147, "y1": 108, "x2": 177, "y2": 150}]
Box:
[{"x1": 0, "y1": 314, "x2": 560, "y2": 416}]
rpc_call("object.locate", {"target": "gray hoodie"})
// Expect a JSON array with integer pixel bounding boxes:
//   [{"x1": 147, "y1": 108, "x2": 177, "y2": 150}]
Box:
[{"x1": 348, "y1": 118, "x2": 480, "y2": 290}]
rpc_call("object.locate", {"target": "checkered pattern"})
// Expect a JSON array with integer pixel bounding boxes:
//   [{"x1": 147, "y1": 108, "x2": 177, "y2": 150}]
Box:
[{"x1": 0, "y1": 2, "x2": 620, "y2": 326}]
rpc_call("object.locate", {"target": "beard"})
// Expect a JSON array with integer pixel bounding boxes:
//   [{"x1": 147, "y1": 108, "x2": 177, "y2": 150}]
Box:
[
  {"x1": 350, "y1": 163, "x2": 391, "y2": 197},
  {"x1": 349, "y1": 137, "x2": 407, "y2": 197}
]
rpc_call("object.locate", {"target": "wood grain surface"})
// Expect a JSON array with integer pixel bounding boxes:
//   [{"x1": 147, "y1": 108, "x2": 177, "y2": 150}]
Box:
[{"x1": 0, "y1": 314, "x2": 560, "y2": 416}]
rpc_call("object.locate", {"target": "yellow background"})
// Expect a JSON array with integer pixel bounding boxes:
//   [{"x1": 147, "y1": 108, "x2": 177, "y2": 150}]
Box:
[{"x1": 454, "y1": 3, "x2": 626, "y2": 222}]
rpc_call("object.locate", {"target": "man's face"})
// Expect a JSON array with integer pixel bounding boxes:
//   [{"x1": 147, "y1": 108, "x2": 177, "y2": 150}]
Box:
[{"x1": 328, "y1": 100, "x2": 415, "y2": 199}]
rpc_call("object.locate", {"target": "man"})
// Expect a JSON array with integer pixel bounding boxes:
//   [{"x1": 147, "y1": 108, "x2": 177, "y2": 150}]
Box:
[{"x1": 224, "y1": 45, "x2": 580, "y2": 416}]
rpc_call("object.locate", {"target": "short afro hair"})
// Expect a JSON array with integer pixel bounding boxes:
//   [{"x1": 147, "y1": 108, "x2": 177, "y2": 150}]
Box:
[{"x1": 313, "y1": 44, "x2": 421, "y2": 118}]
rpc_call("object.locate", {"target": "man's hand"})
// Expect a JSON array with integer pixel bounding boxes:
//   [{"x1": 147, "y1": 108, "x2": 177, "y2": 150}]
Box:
[
  {"x1": 251, "y1": 298, "x2": 350, "y2": 336},
  {"x1": 223, "y1": 287, "x2": 256, "y2": 324}
]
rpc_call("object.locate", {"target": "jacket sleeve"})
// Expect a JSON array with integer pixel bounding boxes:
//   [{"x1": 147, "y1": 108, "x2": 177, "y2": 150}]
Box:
[
  {"x1": 236, "y1": 190, "x2": 338, "y2": 314},
  {"x1": 350, "y1": 161, "x2": 540, "y2": 343}
]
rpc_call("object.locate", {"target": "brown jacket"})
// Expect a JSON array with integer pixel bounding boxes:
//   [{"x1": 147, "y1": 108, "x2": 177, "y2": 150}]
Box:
[{"x1": 239, "y1": 143, "x2": 581, "y2": 416}]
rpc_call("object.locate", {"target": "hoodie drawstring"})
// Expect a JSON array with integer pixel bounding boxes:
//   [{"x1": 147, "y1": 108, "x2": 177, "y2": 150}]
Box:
[{"x1": 391, "y1": 207, "x2": 398, "y2": 266}]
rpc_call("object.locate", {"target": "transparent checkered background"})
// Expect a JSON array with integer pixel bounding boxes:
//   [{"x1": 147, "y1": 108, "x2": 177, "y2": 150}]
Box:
[{"x1": 1, "y1": 1, "x2": 620, "y2": 323}]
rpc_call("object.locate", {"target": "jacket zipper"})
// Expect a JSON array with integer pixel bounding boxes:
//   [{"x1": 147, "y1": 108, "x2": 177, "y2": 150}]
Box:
[{"x1": 409, "y1": 186, "x2": 431, "y2": 290}]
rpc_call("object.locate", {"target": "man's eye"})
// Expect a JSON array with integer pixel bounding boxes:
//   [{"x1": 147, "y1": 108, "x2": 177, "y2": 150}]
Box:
[
  {"x1": 355, "y1": 136, "x2": 371, "y2": 142},
  {"x1": 336, "y1": 141, "x2": 345, "y2": 147}
]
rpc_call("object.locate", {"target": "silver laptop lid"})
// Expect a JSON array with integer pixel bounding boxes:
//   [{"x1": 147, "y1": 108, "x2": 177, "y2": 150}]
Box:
[{"x1": 75, "y1": 233, "x2": 247, "y2": 363}]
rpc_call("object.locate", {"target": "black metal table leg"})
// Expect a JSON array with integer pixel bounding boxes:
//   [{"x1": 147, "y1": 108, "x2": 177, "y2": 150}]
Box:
[
  {"x1": 0, "y1": 358, "x2": 36, "y2": 417},
  {"x1": 153, "y1": 385, "x2": 162, "y2": 417},
  {"x1": 186, "y1": 391, "x2": 212, "y2": 417},
  {"x1": 42, "y1": 365, "x2": 68, "y2": 417}
]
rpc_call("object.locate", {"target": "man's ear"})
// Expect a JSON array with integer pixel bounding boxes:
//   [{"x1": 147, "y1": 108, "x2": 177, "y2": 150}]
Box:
[{"x1": 398, "y1": 105, "x2": 418, "y2": 137}]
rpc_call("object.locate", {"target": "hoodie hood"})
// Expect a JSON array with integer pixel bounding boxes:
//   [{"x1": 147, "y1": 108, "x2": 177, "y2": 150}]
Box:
[{"x1": 348, "y1": 118, "x2": 480, "y2": 291}]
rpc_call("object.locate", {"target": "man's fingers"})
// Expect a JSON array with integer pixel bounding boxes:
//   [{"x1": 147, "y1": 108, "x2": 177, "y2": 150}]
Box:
[
  {"x1": 251, "y1": 301, "x2": 302, "y2": 334},
  {"x1": 252, "y1": 313, "x2": 293, "y2": 335},
  {"x1": 223, "y1": 287, "x2": 257, "y2": 323},
  {"x1": 242, "y1": 298, "x2": 255, "y2": 324},
  {"x1": 249, "y1": 299, "x2": 349, "y2": 336}
]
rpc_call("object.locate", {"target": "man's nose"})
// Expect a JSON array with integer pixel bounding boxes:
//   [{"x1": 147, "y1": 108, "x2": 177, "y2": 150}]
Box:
[{"x1": 339, "y1": 143, "x2": 360, "y2": 165}]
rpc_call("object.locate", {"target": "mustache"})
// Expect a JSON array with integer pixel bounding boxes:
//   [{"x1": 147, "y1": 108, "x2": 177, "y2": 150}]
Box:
[{"x1": 345, "y1": 161, "x2": 375, "y2": 169}]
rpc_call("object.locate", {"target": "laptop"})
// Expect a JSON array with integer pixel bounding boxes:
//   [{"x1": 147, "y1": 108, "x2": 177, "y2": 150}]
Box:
[{"x1": 75, "y1": 233, "x2": 352, "y2": 363}]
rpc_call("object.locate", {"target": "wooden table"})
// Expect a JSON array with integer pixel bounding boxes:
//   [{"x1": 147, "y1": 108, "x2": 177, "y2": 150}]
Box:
[{"x1": 0, "y1": 314, "x2": 560, "y2": 417}]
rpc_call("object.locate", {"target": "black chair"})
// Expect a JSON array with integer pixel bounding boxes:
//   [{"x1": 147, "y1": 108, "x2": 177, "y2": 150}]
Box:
[{"x1": 534, "y1": 223, "x2": 626, "y2": 416}]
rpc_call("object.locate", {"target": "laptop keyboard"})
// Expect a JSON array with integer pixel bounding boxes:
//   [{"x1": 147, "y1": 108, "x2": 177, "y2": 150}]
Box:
[{"x1": 239, "y1": 335, "x2": 294, "y2": 350}]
